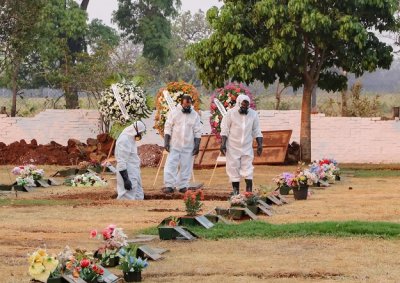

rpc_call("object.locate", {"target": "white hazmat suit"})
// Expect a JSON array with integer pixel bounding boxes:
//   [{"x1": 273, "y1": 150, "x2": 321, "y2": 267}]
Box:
[
  {"x1": 221, "y1": 95, "x2": 263, "y2": 182},
  {"x1": 115, "y1": 122, "x2": 146, "y2": 200},
  {"x1": 164, "y1": 104, "x2": 202, "y2": 190}
]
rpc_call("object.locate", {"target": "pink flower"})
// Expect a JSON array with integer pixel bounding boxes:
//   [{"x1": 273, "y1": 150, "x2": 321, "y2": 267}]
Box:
[
  {"x1": 107, "y1": 224, "x2": 116, "y2": 231},
  {"x1": 102, "y1": 229, "x2": 111, "y2": 240},
  {"x1": 90, "y1": 229, "x2": 97, "y2": 238}
]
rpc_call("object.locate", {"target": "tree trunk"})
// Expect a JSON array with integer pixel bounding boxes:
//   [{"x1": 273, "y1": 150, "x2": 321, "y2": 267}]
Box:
[
  {"x1": 10, "y1": 61, "x2": 20, "y2": 117},
  {"x1": 311, "y1": 85, "x2": 317, "y2": 113},
  {"x1": 80, "y1": 0, "x2": 89, "y2": 10},
  {"x1": 341, "y1": 88, "x2": 348, "y2": 116},
  {"x1": 300, "y1": 80, "x2": 313, "y2": 163},
  {"x1": 275, "y1": 81, "x2": 281, "y2": 110},
  {"x1": 65, "y1": 87, "x2": 79, "y2": 109}
]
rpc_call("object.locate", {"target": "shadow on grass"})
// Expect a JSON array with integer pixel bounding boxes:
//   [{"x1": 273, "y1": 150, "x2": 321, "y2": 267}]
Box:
[{"x1": 141, "y1": 221, "x2": 400, "y2": 240}]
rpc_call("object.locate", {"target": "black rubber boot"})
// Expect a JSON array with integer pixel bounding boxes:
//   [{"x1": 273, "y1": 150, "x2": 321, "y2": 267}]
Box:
[
  {"x1": 231, "y1": 182, "x2": 240, "y2": 195},
  {"x1": 179, "y1": 187, "x2": 188, "y2": 193},
  {"x1": 162, "y1": 187, "x2": 175, "y2": 194},
  {"x1": 245, "y1": 179, "x2": 253, "y2": 192}
]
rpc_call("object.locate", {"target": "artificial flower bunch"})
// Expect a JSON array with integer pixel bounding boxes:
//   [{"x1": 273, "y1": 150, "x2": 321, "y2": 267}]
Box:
[
  {"x1": 229, "y1": 194, "x2": 247, "y2": 207},
  {"x1": 69, "y1": 173, "x2": 107, "y2": 187},
  {"x1": 90, "y1": 224, "x2": 128, "y2": 266},
  {"x1": 310, "y1": 158, "x2": 340, "y2": 183},
  {"x1": 272, "y1": 172, "x2": 295, "y2": 188},
  {"x1": 154, "y1": 81, "x2": 201, "y2": 136},
  {"x1": 118, "y1": 244, "x2": 149, "y2": 273},
  {"x1": 12, "y1": 165, "x2": 44, "y2": 186},
  {"x1": 98, "y1": 81, "x2": 151, "y2": 124},
  {"x1": 209, "y1": 82, "x2": 256, "y2": 140},
  {"x1": 243, "y1": 191, "x2": 259, "y2": 206},
  {"x1": 183, "y1": 190, "x2": 204, "y2": 216},
  {"x1": 28, "y1": 248, "x2": 59, "y2": 282}
]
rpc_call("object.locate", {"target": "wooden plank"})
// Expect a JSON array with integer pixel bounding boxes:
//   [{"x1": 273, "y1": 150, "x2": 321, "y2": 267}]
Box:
[
  {"x1": 267, "y1": 195, "x2": 283, "y2": 205},
  {"x1": 257, "y1": 199, "x2": 273, "y2": 210},
  {"x1": 138, "y1": 245, "x2": 162, "y2": 261}
]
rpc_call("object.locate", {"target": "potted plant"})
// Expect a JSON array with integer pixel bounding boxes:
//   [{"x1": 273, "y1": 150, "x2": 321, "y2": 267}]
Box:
[
  {"x1": 272, "y1": 172, "x2": 294, "y2": 195},
  {"x1": 243, "y1": 192, "x2": 259, "y2": 214},
  {"x1": 118, "y1": 244, "x2": 149, "y2": 282},
  {"x1": 180, "y1": 190, "x2": 204, "y2": 226},
  {"x1": 28, "y1": 248, "x2": 60, "y2": 283},
  {"x1": 90, "y1": 224, "x2": 127, "y2": 267}
]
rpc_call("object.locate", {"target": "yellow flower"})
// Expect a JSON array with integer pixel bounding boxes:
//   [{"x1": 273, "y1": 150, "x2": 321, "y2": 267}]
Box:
[
  {"x1": 43, "y1": 257, "x2": 59, "y2": 272},
  {"x1": 29, "y1": 262, "x2": 45, "y2": 276}
]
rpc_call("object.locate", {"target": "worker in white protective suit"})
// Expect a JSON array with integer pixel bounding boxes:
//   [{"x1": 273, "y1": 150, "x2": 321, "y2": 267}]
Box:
[
  {"x1": 220, "y1": 94, "x2": 263, "y2": 195},
  {"x1": 163, "y1": 95, "x2": 202, "y2": 194},
  {"x1": 115, "y1": 121, "x2": 146, "y2": 200}
]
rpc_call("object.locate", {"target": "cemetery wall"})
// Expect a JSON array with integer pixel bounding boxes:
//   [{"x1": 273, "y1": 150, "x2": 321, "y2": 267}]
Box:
[{"x1": 1, "y1": 109, "x2": 400, "y2": 163}]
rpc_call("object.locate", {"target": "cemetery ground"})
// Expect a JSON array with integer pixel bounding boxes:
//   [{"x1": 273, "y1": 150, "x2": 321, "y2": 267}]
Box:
[{"x1": 1, "y1": 165, "x2": 400, "y2": 282}]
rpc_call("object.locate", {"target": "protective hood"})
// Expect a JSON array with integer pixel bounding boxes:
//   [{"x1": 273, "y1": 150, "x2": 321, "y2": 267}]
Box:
[
  {"x1": 120, "y1": 121, "x2": 146, "y2": 137},
  {"x1": 236, "y1": 94, "x2": 250, "y2": 107}
]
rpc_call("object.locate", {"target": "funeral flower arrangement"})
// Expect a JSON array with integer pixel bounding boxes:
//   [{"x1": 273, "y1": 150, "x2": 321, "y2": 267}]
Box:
[
  {"x1": 90, "y1": 224, "x2": 128, "y2": 266},
  {"x1": 12, "y1": 165, "x2": 44, "y2": 186},
  {"x1": 243, "y1": 191, "x2": 259, "y2": 206},
  {"x1": 210, "y1": 82, "x2": 256, "y2": 140},
  {"x1": 28, "y1": 248, "x2": 59, "y2": 282},
  {"x1": 309, "y1": 158, "x2": 340, "y2": 183},
  {"x1": 68, "y1": 173, "x2": 107, "y2": 187},
  {"x1": 183, "y1": 190, "x2": 204, "y2": 216},
  {"x1": 98, "y1": 81, "x2": 152, "y2": 124},
  {"x1": 154, "y1": 81, "x2": 201, "y2": 136}
]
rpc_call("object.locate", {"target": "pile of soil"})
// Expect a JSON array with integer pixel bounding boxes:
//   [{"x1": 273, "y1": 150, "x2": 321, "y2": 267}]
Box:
[{"x1": 0, "y1": 134, "x2": 163, "y2": 167}]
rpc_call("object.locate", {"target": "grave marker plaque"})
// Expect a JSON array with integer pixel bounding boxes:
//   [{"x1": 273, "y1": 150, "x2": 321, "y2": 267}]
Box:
[
  {"x1": 258, "y1": 200, "x2": 273, "y2": 210},
  {"x1": 174, "y1": 226, "x2": 197, "y2": 240},
  {"x1": 243, "y1": 207, "x2": 258, "y2": 220},
  {"x1": 258, "y1": 205, "x2": 273, "y2": 216},
  {"x1": 36, "y1": 179, "x2": 50, "y2": 188},
  {"x1": 138, "y1": 245, "x2": 162, "y2": 261},
  {"x1": 195, "y1": 215, "x2": 215, "y2": 229}
]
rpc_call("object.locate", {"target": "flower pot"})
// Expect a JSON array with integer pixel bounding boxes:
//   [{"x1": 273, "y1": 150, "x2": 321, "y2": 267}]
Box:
[
  {"x1": 179, "y1": 216, "x2": 197, "y2": 226},
  {"x1": 279, "y1": 185, "x2": 291, "y2": 195},
  {"x1": 335, "y1": 175, "x2": 341, "y2": 181},
  {"x1": 124, "y1": 271, "x2": 142, "y2": 282},
  {"x1": 229, "y1": 207, "x2": 244, "y2": 220},
  {"x1": 158, "y1": 226, "x2": 180, "y2": 240},
  {"x1": 47, "y1": 277, "x2": 62, "y2": 283},
  {"x1": 246, "y1": 205, "x2": 259, "y2": 215},
  {"x1": 292, "y1": 185, "x2": 308, "y2": 200}
]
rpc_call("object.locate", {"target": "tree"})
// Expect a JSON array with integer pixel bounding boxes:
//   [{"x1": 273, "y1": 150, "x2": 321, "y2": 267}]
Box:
[
  {"x1": 113, "y1": 0, "x2": 181, "y2": 65},
  {"x1": 0, "y1": 0, "x2": 45, "y2": 116},
  {"x1": 188, "y1": 0, "x2": 398, "y2": 162}
]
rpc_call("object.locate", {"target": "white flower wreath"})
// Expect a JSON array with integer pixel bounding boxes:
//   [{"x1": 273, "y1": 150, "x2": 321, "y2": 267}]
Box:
[{"x1": 99, "y1": 81, "x2": 151, "y2": 124}]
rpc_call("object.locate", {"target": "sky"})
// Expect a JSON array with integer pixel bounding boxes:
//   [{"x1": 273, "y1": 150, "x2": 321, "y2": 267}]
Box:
[{"x1": 84, "y1": 0, "x2": 222, "y2": 28}]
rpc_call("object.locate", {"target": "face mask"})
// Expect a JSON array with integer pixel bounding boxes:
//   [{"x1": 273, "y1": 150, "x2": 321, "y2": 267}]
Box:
[
  {"x1": 182, "y1": 106, "x2": 192, "y2": 113},
  {"x1": 239, "y1": 106, "x2": 248, "y2": 115}
]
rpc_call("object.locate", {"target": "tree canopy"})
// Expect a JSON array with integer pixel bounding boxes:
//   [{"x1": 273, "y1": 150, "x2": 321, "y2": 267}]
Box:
[{"x1": 188, "y1": 0, "x2": 399, "y2": 161}]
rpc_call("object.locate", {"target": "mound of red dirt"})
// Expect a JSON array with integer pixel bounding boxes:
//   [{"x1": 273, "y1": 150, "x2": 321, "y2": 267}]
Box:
[{"x1": 0, "y1": 134, "x2": 163, "y2": 167}]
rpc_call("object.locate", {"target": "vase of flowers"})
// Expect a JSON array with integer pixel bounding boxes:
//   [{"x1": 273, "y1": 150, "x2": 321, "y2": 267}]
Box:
[
  {"x1": 229, "y1": 194, "x2": 247, "y2": 219},
  {"x1": 90, "y1": 224, "x2": 127, "y2": 267},
  {"x1": 272, "y1": 172, "x2": 295, "y2": 195},
  {"x1": 78, "y1": 259, "x2": 104, "y2": 283},
  {"x1": 118, "y1": 244, "x2": 148, "y2": 282},
  {"x1": 288, "y1": 168, "x2": 316, "y2": 200},
  {"x1": 183, "y1": 190, "x2": 204, "y2": 216}
]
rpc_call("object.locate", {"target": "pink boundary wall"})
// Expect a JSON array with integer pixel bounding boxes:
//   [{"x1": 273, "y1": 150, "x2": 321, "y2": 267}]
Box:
[
  {"x1": 0, "y1": 110, "x2": 101, "y2": 146},
  {"x1": 1, "y1": 110, "x2": 400, "y2": 163}
]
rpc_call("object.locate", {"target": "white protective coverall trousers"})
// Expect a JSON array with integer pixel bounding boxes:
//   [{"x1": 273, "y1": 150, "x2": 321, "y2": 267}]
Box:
[
  {"x1": 164, "y1": 105, "x2": 202, "y2": 189},
  {"x1": 221, "y1": 95, "x2": 263, "y2": 182},
  {"x1": 115, "y1": 123, "x2": 145, "y2": 200}
]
